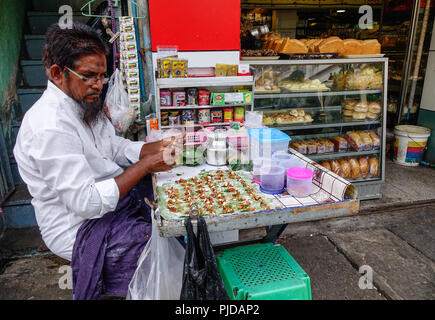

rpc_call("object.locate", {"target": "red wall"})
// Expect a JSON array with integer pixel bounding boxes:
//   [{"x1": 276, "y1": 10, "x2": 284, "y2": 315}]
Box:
[{"x1": 148, "y1": 0, "x2": 240, "y2": 52}]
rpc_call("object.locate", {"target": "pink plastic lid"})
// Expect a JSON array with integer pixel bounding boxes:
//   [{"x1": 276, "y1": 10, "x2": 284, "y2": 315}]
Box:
[{"x1": 286, "y1": 167, "x2": 314, "y2": 180}]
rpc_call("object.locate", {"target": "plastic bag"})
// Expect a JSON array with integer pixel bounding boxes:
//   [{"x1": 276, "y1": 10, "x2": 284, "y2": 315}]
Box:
[
  {"x1": 180, "y1": 216, "x2": 230, "y2": 300},
  {"x1": 127, "y1": 210, "x2": 185, "y2": 300},
  {"x1": 105, "y1": 69, "x2": 137, "y2": 134}
]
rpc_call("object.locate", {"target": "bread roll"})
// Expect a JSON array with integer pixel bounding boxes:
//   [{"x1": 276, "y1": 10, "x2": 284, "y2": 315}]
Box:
[
  {"x1": 297, "y1": 109, "x2": 305, "y2": 117},
  {"x1": 369, "y1": 157, "x2": 379, "y2": 176},
  {"x1": 272, "y1": 39, "x2": 284, "y2": 52},
  {"x1": 338, "y1": 159, "x2": 351, "y2": 178},
  {"x1": 317, "y1": 37, "x2": 345, "y2": 55},
  {"x1": 343, "y1": 39, "x2": 363, "y2": 55},
  {"x1": 342, "y1": 99, "x2": 358, "y2": 110},
  {"x1": 361, "y1": 39, "x2": 381, "y2": 54},
  {"x1": 330, "y1": 159, "x2": 342, "y2": 176},
  {"x1": 359, "y1": 156, "x2": 369, "y2": 177},
  {"x1": 366, "y1": 112, "x2": 379, "y2": 119},
  {"x1": 354, "y1": 102, "x2": 369, "y2": 113},
  {"x1": 348, "y1": 158, "x2": 361, "y2": 179},
  {"x1": 309, "y1": 39, "x2": 324, "y2": 52},
  {"x1": 279, "y1": 38, "x2": 309, "y2": 54},
  {"x1": 290, "y1": 109, "x2": 299, "y2": 117},
  {"x1": 320, "y1": 161, "x2": 331, "y2": 171},
  {"x1": 352, "y1": 112, "x2": 367, "y2": 120},
  {"x1": 343, "y1": 109, "x2": 353, "y2": 117},
  {"x1": 368, "y1": 102, "x2": 381, "y2": 114}
]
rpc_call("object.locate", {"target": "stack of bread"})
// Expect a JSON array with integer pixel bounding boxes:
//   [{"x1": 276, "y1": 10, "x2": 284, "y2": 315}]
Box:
[
  {"x1": 264, "y1": 36, "x2": 381, "y2": 56},
  {"x1": 342, "y1": 99, "x2": 381, "y2": 121},
  {"x1": 319, "y1": 156, "x2": 379, "y2": 179}
]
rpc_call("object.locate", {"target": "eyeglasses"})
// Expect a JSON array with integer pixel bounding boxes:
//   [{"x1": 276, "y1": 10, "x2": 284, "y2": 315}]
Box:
[{"x1": 64, "y1": 66, "x2": 109, "y2": 85}]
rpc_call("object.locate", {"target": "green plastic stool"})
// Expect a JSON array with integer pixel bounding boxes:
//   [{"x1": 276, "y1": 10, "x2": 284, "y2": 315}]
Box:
[{"x1": 216, "y1": 243, "x2": 312, "y2": 300}]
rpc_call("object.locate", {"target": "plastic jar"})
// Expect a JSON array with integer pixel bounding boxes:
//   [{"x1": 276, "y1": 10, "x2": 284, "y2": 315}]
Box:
[
  {"x1": 260, "y1": 166, "x2": 285, "y2": 194},
  {"x1": 252, "y1": 158, "x2": 272, "y2": 184},
  {"x1": 286, "y1": 167, "x2": 314, "y2": 198}
]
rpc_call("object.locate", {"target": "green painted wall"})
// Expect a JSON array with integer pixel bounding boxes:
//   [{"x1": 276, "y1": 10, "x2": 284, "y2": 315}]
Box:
[{"x1": 0, "y1": 0, "x2": 26, "y2": 124}]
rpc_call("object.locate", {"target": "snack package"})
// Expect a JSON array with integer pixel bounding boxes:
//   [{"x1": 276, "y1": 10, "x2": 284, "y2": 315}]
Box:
[
  {"x1": 171, "y1": 59, "x2": 188, "y2": 78},
  {"x1": 215, "y1": 64, "x2": 228, "y2": 77},
  {"x1": 323, "y1": 139, "x2": 335, "y2": 153},
  {"x1": 121, "y1": 32, "x2": 136, "y2": 42},
  {"x1": 305, "y1": 139, "x2": 318, "y2": 154},
  {"x1": 315, "y1": 139, "x2": 326, "y2": 154},
  {"x1": 346, "y1": 131, "x2": 365, "y2": 152},
  {"x1": 331, "y1": 135, "x2": 348, "y2": 152},
  {"x1": 358, "y1": 131, "x2": 373, "y2": 151},
  {"x1": 367, "y1": 130, "x2": 381, "y2": 149},
  {"x1": 290, "y1": 141, "x2": 307, "y2": 155}
]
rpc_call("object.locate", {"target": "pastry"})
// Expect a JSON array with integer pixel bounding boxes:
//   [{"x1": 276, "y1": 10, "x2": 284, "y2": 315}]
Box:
[
  {"x1": 304, "y1": 114, "x2": 313, "y2": 122},
  {"x1": 348, "y1": 158, "x2": 361, "y2": 179},
  {"x1": 339, "y1": 159, "x2": 351, "y2": 178},
  {"x1": 354, "y1": 102, "x2": 369, "y2": 113},
  {"x1": 279, "y1": 38, "x2": 309, "y2": 54},
  {"x1": 352, "y1": 112, "x2": 367, "y2": 120},
  {"x1": 263, "y1": 115, "x2": 274, "y2": 125},
  {"x1": 359, "y1": 156, "x2": 369, "y2": 177},
  {"x1": 272, "y1": 39, "x2": 284, "y2": 52},
  {"x1": 343, "y1": 39, "x2": 363, "y2": 55},
  {"x1": 342, "y1": 99, "x2": 358, "y2": 110},
  {"x1": 369, "y1": 157, "x2": 379, "y2": 176},
  {"x1": 330, "y1": 159, "x2": 342, "y2": 176},
  {"x1": 290, "y1": 109, "x2": 299, "y2": 117},
  {"x1": 320, "y1": 161, "x2": 331, "y2": 171},
  {"x1": 361, "y1": 39, "x2": 381, "y2": 55},
  {"x1": 367, "y1": 131, "x2": 381, "y2": 149},
  {"x1": 368, "y1": 102, "x2": 381, "y2": 114},
  {"x1": 297, "y1": 109, "x2": 305, "y2": 117}
]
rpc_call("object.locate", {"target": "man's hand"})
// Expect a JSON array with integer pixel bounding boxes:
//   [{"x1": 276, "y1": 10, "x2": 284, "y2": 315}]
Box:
[{"x1": 140, "y1": 133, "x2": 185, "y2": 160}]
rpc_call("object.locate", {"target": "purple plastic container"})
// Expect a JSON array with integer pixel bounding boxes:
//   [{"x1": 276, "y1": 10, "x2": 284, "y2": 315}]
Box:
[{"x1": 286, "y1": 167, "x2": 314, "y2": 198}]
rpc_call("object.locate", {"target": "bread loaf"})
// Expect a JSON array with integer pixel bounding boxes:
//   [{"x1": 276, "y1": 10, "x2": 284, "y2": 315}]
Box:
[
  {"x1": 330, "y1": 159, "x2": 342, "y2": 176},
  {"x1": 367, "y1": 130, "x2": 380, "y2": 149},
  {"x1": 339, "y1": 159, "x2": 351, "y2": 178},
  {"x1": 272, "y1": 39, "x2": 284, "y2": 52},
  {"x1": 361, "y1": 39, "x2": 381, "y2": 54},
  {"x1": 369, "y1": 157, "x2": 379, "y2": 176},
  {"x1": 320, "y1": 161, "x2": 331, "y2": 171},
  {"x1": 348, "y1": 158, "x2": 361, "y2": 179},
  {"x1": 359, "y1": 156, "x2": 369, "y2": 177},
  {"x1": 317, "y1": 37, "x2": 345, "y2": 55},
  {"x1": 279, "y1": 38, "x2": 309, "y2": 54},
  {"x1": 343, "y1": 39, "x2": 363, "y2": 55}
]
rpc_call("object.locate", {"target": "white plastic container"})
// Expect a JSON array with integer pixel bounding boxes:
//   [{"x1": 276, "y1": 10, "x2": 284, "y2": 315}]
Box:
[
  {"x1": 260, "y1": 166, "x2": 285, "y2": 194},
  {"x1": 252, "y1": 158, "x2": 272, "y2": 183},
  {"x1": 393, "y1": 125, "x2": 431, "y2": 167},
  {"x1": 286, "y1": 167, "x2": 314, "y2": 198},
  {"x1": 248, "y1": 128, "x2": 291, "y2": 159}
]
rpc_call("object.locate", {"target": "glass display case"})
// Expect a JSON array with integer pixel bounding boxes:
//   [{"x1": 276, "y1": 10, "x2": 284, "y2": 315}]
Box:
[{"x1": 244, "y1": 58, "x2": 388, "y2": 200}]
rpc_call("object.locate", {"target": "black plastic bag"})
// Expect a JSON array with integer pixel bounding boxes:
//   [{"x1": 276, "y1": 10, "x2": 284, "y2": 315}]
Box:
[{"x1": 180, "y1": 216, "x2": 230, "y2": 300}]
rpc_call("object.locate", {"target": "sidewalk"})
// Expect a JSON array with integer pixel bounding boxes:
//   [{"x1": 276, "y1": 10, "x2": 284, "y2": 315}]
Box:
[{"x1": 0, "y1": 160, "x2": 434, "y2": 300}]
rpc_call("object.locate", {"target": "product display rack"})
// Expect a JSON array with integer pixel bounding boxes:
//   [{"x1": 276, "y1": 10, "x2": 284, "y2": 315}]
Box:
[
  {"x1": 154, "y1": 76, "x2": 255, "y2": 130},
  {"x1": 243, "y1": 57, "x2": 388, "y2": 200}
]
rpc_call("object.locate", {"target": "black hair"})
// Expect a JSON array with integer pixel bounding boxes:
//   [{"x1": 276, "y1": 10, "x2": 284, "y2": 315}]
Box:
[{"x1": 42, "y1": 21, "x2": 110, "y2": 72}]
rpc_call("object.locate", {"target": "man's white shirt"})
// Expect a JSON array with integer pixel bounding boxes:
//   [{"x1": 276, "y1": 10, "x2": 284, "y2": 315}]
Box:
[{"x1": 13, "y1": 81, "x2": 145, "y2": 261}]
